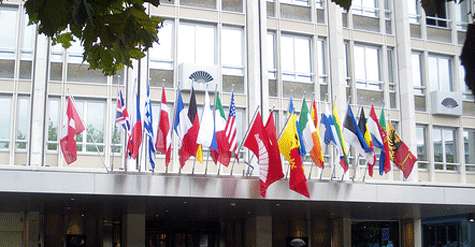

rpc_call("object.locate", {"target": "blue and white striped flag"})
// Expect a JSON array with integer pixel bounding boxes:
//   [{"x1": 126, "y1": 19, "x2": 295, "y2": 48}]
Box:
[{"x1": 144, "y1": 81, "x2": 156, "y2": 171}]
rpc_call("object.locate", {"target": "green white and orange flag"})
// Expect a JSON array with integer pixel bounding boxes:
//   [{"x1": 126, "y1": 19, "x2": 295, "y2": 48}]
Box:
[
  {"x1": 278, "y1": 114, "x2": 310, "y2": 198},
  {"x1": 299, "y1": 99, "x2": 324, "y2": 168}
]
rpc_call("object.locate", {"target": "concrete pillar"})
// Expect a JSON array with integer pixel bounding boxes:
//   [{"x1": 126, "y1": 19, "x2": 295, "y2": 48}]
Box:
[
  {"x1": 28, "y1": 33, "x2": 49, "y2": 166},
  {"x1": 331, "y1": 218, "x2": 351, "y2": 247},
  {"x1": 393, "y1": 0, "x2": 418, "y2": 181},
  {"x1": 327, "y1": 2, "x2": 348, "y2": 180},
  {"x1": 245, "y1": 216, "x2": 272, "y2": 247},
  {"x1": 401, "y1": 219, "x2": 416, "y2": 247},
  {"x1": 123, "y1": 213, "x2": 145, "y2": 247},
  {"x1": 246, "y1": 0, "x2": 264, "y2": 115},
  {"x1": 414, "y1": 218, "x2": 422, "y2": 247}
]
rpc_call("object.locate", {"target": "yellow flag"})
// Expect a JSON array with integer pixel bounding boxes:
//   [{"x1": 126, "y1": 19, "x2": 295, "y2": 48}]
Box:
[
  {"x1": 196, "y1": 144, "x2": 203, "y2": 163},
  {"x1": 278, "y1": 115, "x2": 300, "y2": 165}
]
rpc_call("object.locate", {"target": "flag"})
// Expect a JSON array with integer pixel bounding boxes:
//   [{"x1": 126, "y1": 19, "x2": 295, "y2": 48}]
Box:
[
  {"x1": 178, "y1": 88, "x2": 200, "y2": 167},
  {"x1": 311, "y1": 100, "x2": 319, "y2": 127},
  {"x1": 387, "y1": 122, "x2": 417, "y2": 179},
  {"x1": 332, "y1": 104, "x2": 349, "y2": 172},
  {"x1": 115, "y1": 90, "x2": 130, "y2": 133},
  {"x1": 225, "y1": 92, "x2": 238, "y2": 159},
  {"x1": 343, "y1": 105, "x2": 372, "y2": 158},
  {"x1": 357, "y1": 108, "x2": 376, "y2": 177},
  {"x1": 288, "y1": 96, "x2": 295, "y2": 113},
  {"x1": 173, "y1": 90, "x2": 189, "y2": 140},
  {"x1": 210, "y1": 93, "x2": 231, "y2": 166},
  {"x1": 127, "y1": 85, "x2": 143, "y2": 160},
  {"x1": 264, "y1": 112, "x2": 284, "y2": 190},
  {"x1": 60, "y1": 96, "x2": 85, "y2": 165},
  {"x1": 310, "y1": 100, "x2": 325, "y2": 168},
  {"x1": 299, "y1": 99, "x2": 324, "y2": 168},
  {"x1": 155, "y1": 87, "x2": 172, "y2": 166},
  {"x1": 321, "y1": 106, "x2": 346, "y2": 170},
  {"x1": 368, "y1": 105, "x2": 389, "y2": 176},
  {"x1": 278, "y1": 114, "x2": 310, "y2": 198},
  {"x1": 379, "y1": 108, "x2": 391, "y2": 174},
  {"x1": 197, "y1": 89, "x2": 214, "y2": 148},
  {"x1": 144, "y1": 81, "x2": 156, "y2": 170}
]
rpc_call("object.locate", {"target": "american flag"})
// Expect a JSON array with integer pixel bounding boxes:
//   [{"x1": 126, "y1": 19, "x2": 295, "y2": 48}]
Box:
[
  {"x1": 115, "y1": 90, "x2": 131, "y2": 133},
  {"x1": 225, "y1": 92, "x2": 238, "y2": 158}
]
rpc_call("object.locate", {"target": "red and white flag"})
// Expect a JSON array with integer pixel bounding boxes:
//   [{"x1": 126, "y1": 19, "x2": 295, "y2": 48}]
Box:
[
  {"x1": 155, "y1": 87, "x2": 172, "y2": 166},
  {"x1": 60, "y1": 96, "x2": 85, "y2": 165},
  {"x1": 225, "y1": 92, "x2": 238, "y2": 159}
]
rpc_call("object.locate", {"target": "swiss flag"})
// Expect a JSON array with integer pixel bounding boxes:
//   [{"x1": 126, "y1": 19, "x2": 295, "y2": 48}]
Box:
[
  {"x1": 155, "y1": 87, "x2": 172, "y2": 166},
  {"x1": 60, "y1": 97, "x2": 85, "y2": 165}
]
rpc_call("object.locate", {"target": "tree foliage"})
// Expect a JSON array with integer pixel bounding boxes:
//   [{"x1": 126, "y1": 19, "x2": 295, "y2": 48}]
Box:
[{"x1": 24, "y1": 0, "x2": 163, "y2": 75}]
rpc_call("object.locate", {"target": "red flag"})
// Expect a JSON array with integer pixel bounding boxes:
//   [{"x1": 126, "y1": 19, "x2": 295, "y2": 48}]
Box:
[
  {"x1": 179, "y1": 89, "x2": 200, "y2": 167},
  {"x1": 127, "y1": 89, "x2": 143, "y2": 160},
  {"x1": 263, "y1": 112, "x2": 284, "y2": 192},
  {"x1": 387, "y1": 123, "x2": 417, "y2": 179},
  {"x1": 60, "y1": 97, "x2": 85, "y2": 165},
  {"x1": 155, "y1": 87, "x2": 172, "y2": 166}
]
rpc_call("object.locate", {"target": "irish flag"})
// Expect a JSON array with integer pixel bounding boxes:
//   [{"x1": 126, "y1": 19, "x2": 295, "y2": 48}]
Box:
[{"x1": 298, "y1": 99, "x2": 324, "y2": 168}]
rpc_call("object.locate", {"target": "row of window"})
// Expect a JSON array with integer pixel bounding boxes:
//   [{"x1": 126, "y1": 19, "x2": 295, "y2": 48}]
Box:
[
  {"x1": 408, "y1": 0, "x2": 471, "y2": 29},
  {"x1": 162, "y1": 0, "x2": 244, "y2": 13},
  {"x1": 416, "y1": 125, "x2": 475, "y2": 171}
]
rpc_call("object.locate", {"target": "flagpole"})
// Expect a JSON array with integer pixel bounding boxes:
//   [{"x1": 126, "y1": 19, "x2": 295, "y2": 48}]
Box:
[
  {"x1": 230, "y1": 105, "x2": 260, "y2": 176},
  {"x1": 69, "y1": 94, "x2": 110, "y2": 173},
  {"x1": 170, "y1": 86, "x2": 180, "y2": 174}
]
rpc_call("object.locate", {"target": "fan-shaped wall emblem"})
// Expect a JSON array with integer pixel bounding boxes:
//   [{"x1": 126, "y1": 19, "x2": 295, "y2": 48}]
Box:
[
  {"x1": 441, "y1": 97, "x2": 459, "y2": 108},
  {"x1": 189, "y1": 71, "x2": 214, "y2": 84}
]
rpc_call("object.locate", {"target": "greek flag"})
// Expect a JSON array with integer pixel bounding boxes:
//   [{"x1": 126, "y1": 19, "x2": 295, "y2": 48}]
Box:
[{"x1": 144, "y1": 81, "x2": 156, "y2": 171}]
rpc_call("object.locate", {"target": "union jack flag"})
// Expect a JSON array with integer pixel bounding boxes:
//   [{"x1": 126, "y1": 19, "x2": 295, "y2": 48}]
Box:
[{"x1": 115, "y1": 90, "x2": 131, "y2": 133}]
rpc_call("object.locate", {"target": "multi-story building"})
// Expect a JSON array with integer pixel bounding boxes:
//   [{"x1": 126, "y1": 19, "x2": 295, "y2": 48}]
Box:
[{"x1": 0, "y1": 0, "x2": 474, "y2": 246}]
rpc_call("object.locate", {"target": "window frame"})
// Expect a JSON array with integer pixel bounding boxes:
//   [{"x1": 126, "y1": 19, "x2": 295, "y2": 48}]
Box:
[
  {"x1": 280, "y1": 33, "x2": 313, "y2": 84},
  {"x1": 353, "y1": 44, "x2": 383, "y2": 91},
  {"x1": 15, "y1": 95, "x2": 30, "y2": 152},
  {"x1": 0, "y1": 95, "x2": 12, "y2": 151},
  {"x1": 428, "y1": 54, "x2": 453, "y2": 92},
  {"x1": 433, "y1": 126, "x2": 459, "y2": 172},
  {"x1": 464, "y1": 128, "x2": 475, "y2": 172},
  {"x1": 416, "y1": 124, "x2": 429, "y2": 170},
  {"x1": 351, "y1": 0, "x2": 379, "y2": 17}
]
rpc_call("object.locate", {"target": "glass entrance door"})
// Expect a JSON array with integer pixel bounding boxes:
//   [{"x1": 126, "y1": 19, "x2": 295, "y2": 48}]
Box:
[
  {"x1": 351, "y1": 221, "x2": 400, "y2": 247},
  {"x1": 146, "y1": 219, "x2": 220, "y2": 247}
]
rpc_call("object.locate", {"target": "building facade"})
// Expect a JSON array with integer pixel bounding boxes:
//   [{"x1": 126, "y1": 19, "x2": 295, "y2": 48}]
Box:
[{"x1": 0, "y1": 0, "x2": 475, "y2": 246}]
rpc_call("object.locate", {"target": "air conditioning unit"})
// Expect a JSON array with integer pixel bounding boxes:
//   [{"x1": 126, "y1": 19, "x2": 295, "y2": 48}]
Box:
[
  {"x1": 178, "y1": 63, "x2": 219, "y2": 91},
  {"x1": 430, "y1": 91, "x2": 463, "y2": 117}
]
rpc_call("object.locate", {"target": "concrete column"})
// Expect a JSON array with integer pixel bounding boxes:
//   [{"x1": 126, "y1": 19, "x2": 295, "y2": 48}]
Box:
[
  {"x1": 414, "y1": 218, "x2": 422, "y2": 247},
  {"x1": 29, "y1": 33, "x2": 49, "y2": 166},
  {"x1": 123, "y1": 213, "x2": 145, "y2": 247},
  {"x1": 246, "y1": 0, "x2": 264, "y2": 115},
  {"x1": 327, "y1": 2, "x2": 348, "y2": 180},
  {"x1": 245, "y1": 216, "x2": 272, "y2": 247},
  {"x1": 394, "y1": 0, "x2": 418, "y2": 181},
  {"x1": 401, "y1": 219, "x2": 415, "y2": 247}
]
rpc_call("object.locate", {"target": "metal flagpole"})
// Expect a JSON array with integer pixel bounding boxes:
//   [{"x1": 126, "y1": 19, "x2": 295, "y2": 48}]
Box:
[
  {"x1": 169, "y1": 86, "x2": 180, "y2": 175},
  {"x1": 69, "y1": 94, "x2": 110, "y2": 173},
  {"x1": 230, "y1": 105, "x2": 260, "y2": 176},
  {"x1": 352, "y1": 155, "x2": 360, "y2": 182},
  {"x1": 123, "y1": 68, "x2": 130, "y2": 173}
]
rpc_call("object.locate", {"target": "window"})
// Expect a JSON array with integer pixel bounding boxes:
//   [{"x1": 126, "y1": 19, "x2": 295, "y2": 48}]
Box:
[
  {"x1": 464, "y1": 129, "x2": 475, "y2": 171},
  {"x1": 455, "y1": 0, "x2": 470, "y2": 30},
  {"x1": 408, "y1": 0, "x2": 421, "y2": 24},
  {"x1": 387, "y1": 47, "x2": 397, "y2": 108},
  {"x1": 433, "y1": 126, "x2": 458, "y2": 171},
  {"x1": 222, "y1": 26, "x2": 244, "y2": 93},
  {"x1": 352, "y1": 0, "x2": 378, "y2": 17},
  {"x1": 428, "y1": 54, "x2": 453, "y2": 92},
  {"x1": 354, "y1": 44, "x2": 381, "y2": 90},
  {"x1": 49, "y1": 44, "x2": 64, "y2": 81},
  {"x1": 16, "y1": 96, "x2": 30, "y2": 151},
  {"x1": 149, "y1": 20, "x2": 174, "y2": 88},
  {"x1": 20, "y1": 14, "x2": 35, "y2": 80},
  {"x1": 111, "y1": 104, "x2": 123, "y2": 154},
  {"x1": 267, "y1": 32, "x2": 277, "y2": 97},
  {"x1": 317, "y1": 38, "x2": 328, "y2": 101},
  {"x1": 222, "y1": 0, "x2": 243, "y2": 12},
  {"x1": 0, "y1": 6, "x2": 18, "y2": 79},
  {"x1": 416, "y1": 125, "x2": 429, "y2": 169},
  {"x1": 47, "y1": 97, "x2": 60, "y2": 151},
  {"x1": 280, "y1": 34, "x2": 312, "y2": 83},
  {"x1": 178, "y1": 22, "x2": 216, "y2": 66},
  {"x1": 412, "y1": 52, "x2": 424, "y2": 95},
  {"x1": 280, "y1": 0, "x2": 311, "y2": 21},
  {"x1": 66, "y1": 41, "x2": 107, "y2": 83},
  {"x1": 425, "y1": 1, "x2": 449, "y2": 28},
  {"x1": 0, "y1": 96, "x2": 12, "y2": 150},
  {"x1": 180, "y1": 0, "x2": 216, "y2": 9},
  {"x1": 459, "y1": 65, "x2": 473, "y2": 100},
  {"x1": 68, "y1": 99, "x2": 106, "y2": 153},
  {"x1": 315, "y1": 0, "x2": 324, "y2": 9}
]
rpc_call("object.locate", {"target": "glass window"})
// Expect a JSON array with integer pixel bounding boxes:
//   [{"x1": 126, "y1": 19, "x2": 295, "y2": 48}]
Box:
[
  {"x1": 0, "y1": 6, "x2": 18, "y2": 79},
  {"x1": 408, "y1": 0, "x2": 421, "y2": 23},
  {"x1": 422, "y1": 220, "x2": 474, "y2": 247},
  {"x1": 180, "y1": 0, "x2": 216, "y2": 9},
  {"x1": 222, "y1": 0, "x2": 243, "y2": 12},
  {"x1": 16, "y1": 96, "x2": 30, "y2": 151},
  {"x1": 425, "y1": 1, "x2": 448, "y2": 27},
  {"x1": 20, "y1": 14, "x2": 35, "y2": 80},
  {"x1": 0, "y1": 96, "x2": 12, "y2": 150},
  {"x1": 433, "y1": 126, "x2": 458, "y2": 171},
  {"x1": 412, "y1": 52, "x2": 424, "y2": 94},
  {"x1": 178, "y1": 22, "x2": 216, "y2": 66},
  {"x1": 47, "y1": 97, "x2": 60, "y2": 151},
  {"x1": 428, "y1": 54, "x2": 453, "y2": 92},
  {"x1": 267, "y1": 32, "x2": 276, "y2": 79},
  {"x1": 354, "y1": 44, "x2": 381, "y2": 90},
  {"x1": 464, "y1": 129, "x2": 475, "y2": 166},
  {"x1": 317, "y1": 38, "x2": 327, "y2": 83},
  {"x1": 416, "y1": 125, "x2": 428, "y2": 161},
  {"x1": 149, "y1": 20, "x2": 174, "y2": 88},
  {"x1": 455, "y1": 0, "x2": 470, "y2": 30},
  {"x1": 280, "y1": 34, "x2": 312, "y2": 83},
  {"x1": 70, "y1": 99, "x2": 105, "y2": 153},
  {"x1": 221, "y1": 26, "x2": 244, "y2": 74},
  {"x1": 352, "y1": 0, "x2": 378, "y2": 17},
  {"x1": 66, "y1": 41, "x2": 107, "y2": 84}
]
